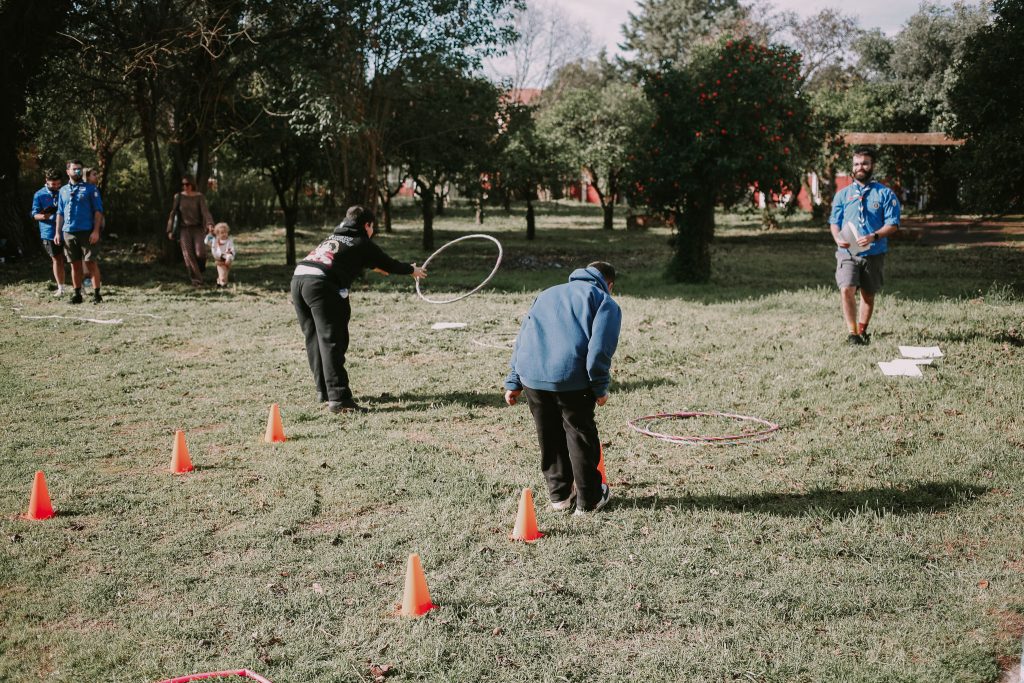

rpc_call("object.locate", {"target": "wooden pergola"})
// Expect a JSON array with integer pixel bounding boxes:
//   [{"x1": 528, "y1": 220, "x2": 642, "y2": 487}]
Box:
[{"x1": 842, "y1": 132, "x2": 964, "y2": 146}]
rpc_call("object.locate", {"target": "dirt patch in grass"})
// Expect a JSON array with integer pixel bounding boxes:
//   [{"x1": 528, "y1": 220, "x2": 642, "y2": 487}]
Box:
[{"x1": 901, "y1": 216, "x2": 1024, "y2": 248}]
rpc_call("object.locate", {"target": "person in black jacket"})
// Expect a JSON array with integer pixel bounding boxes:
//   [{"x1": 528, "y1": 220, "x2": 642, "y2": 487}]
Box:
[{"x1": 292, "y1": 205, "x2": 426, "y2": 413}]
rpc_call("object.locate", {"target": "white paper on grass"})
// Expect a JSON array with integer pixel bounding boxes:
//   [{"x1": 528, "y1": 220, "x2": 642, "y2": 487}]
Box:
[
  {"x1": 898, "y1": 346, "x2": 943, "y2": 358},
  {"x1": 431, "y1": 322, "x2": 467, "y2": 330},
  {"x1": 879, "y1": 360, "x2": 923, "y2": 377},
  {"x1": 840, "y1": 222, "x2": 870, "y2": 255}
]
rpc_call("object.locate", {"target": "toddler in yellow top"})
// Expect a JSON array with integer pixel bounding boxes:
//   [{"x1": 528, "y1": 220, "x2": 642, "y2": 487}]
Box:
[{"x1": 207, "y1": 222, "x2": 236, "y2": 287}]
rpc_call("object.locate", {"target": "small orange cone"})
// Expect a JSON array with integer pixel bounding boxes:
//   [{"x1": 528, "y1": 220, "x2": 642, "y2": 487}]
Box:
[
  {"x1": 398, "y1": 553, "x2": 436, "y2": 617},
  {"x1": 597, "y1": 444, "x2": 607, "y2": 485},
  {"x1": 26, "y1": 471, "x2": 55, "y2": 520},
  {"x1": 264, "y1": 403, "x2": 286, "y2": 443},
  {"x1": 511, "y1": 488, "x2": 543, "y2": 542},
  {"x1": 171, "y1": 430, "x2": 194, "y2": 474}
]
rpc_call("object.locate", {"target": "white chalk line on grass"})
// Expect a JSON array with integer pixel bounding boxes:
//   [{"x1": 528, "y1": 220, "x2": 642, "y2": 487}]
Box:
[{"x1": 20, "y1": 315, "x2": 123, "y2": 325}]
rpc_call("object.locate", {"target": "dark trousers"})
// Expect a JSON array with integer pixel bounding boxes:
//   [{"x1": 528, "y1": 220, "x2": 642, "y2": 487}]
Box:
[
  {"x1": 291, "y1": 275, "x2": 352, "y2": 402},
  {"x1": 523, "y1": 387, "x2": 603, "y2": 510}
]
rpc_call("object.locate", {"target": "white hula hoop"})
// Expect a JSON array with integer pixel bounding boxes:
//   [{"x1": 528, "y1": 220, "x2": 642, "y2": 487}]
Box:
[{"x1": 415, "y1": 234, "x2": 503, "y2": 304}]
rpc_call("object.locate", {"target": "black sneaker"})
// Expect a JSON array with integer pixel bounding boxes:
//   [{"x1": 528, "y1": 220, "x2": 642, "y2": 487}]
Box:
[
  {"x1": 92, "y1": 291, "x2": 102, "y2": 304},
  {"x1": 846, "y1": 333, "x2": 865, "y2": 345},
  {"x1": 573, "y1": 484, "x2": 611, "y2": 516},
  {"x1": 328, "y1": 398, "x2": 368, "y2": 414},
  {"x1": 860, "y1": 332, "x2": 871, "y2": 345},
  {"x1": 69, "y1": 291, "x2": 83, "y2": 304}
]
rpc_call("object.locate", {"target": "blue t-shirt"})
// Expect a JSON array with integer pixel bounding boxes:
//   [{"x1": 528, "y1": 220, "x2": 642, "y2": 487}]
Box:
[
  {"x1": 829, "y1": 180, "x2": 901, "y2": 257},
  {"x1": 30, "y1": 186, "x2": 60, "y2": 240},
  {"x1": 56, "y1": 181, "x2": 104, "y2": 233}
]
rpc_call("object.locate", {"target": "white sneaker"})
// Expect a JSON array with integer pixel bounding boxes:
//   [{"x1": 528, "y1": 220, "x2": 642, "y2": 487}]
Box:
[
  {"x1": 550, "y1": 483, "x2": 576, "y2": 512},
  {"x1": 54, "y1": 286, "x2": 65, "y2": 297},
  {"x1": 573, "y1": 484, "x2": 610, "y2": 516}
]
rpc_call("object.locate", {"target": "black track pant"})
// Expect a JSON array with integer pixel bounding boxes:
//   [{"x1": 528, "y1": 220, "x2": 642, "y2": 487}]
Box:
[
  {"x1": 291, "y1": 275, "x2": 352, "y2": 402},
  {"x1": 523, "y1": 387, "x2": 603, "y2": 510}
]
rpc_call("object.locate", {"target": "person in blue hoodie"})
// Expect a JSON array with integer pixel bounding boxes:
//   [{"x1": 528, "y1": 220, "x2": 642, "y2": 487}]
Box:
[{"x1": 504, "y1": 262, "x2": 622, "y2": 515}]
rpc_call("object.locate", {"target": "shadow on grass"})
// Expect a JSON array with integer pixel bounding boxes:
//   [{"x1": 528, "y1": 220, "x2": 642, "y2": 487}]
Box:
[
  {"x1": 615, "y1": 377, "x2": 678, "y2": 393},
  {"x1": 624, "y1": 481, "x2": 988, "y2": 517},
  {"x1": 364, "y1": 381, "x2": 675, "y2": 411},
  {"x1": 366, "y1": 389, "x2": 502, "y2": 411}
]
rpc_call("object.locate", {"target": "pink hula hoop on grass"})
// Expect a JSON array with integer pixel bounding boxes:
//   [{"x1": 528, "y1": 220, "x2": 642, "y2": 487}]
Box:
[
  {"x1": 628, "y1": 410, "x2": 780, "y2": 446},
  {"x1": 157, "y1": 670, "x2": 273, "y2": 683}
]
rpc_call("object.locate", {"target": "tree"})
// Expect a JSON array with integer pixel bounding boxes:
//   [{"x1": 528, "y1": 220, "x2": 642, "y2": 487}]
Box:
[
  {"x1": 786, "y1": 8, "x2": 862, "y2": 91},
  {"x1": 946, "y1": 0, "x2": 1024, "y2": 213},
  {"x1": 890, "y1": 2, "x2": 990, "y2": 131},
  {"x1": 0, "y1": 0, "x2": 72, "y2": 256},
  {"x1": 493, "y1": 102, "x2": 569, "y2": 239},
  {"x1": 621, "y1": 0, "x2": 743, "y2": 67},
  {"x1": 539, "y1": 79, "x2": 653, "y2": 230},
  {"x1": 391, "y1": 64, "x2": 502, "y2": 250},
  {"x1": 631, "y1": 37, "x2": 816, "y2": 282},
  {"x1": 486, "y1": 0, "x2": 595, "y2": 90},
  {"x1": 309, "y1": 0, "x2": 521, "y2": 209}
]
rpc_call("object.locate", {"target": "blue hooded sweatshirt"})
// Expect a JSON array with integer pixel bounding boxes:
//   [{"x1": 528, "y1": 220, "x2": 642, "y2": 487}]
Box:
[{"x1": 504, "y1": 267, "x2": 622, "y2": 397}]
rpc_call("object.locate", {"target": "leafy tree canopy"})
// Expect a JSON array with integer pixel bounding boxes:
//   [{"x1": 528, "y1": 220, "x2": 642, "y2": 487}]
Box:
[
  {"x1": 538, "y1": 79, "x2": 653, "y2": 228},
  {"x1": 631, "y1": 37, "x2": 816, "y2": 281},
  {"x1": 946, "y1": 0, "x2": 1024, "y2": 212},
  {"x1": 621, "y1": 0, "x2": 744, "y2": 67}
]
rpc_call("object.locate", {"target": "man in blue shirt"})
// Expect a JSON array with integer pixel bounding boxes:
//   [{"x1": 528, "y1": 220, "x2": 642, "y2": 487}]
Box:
[
  {"x1": 504, "y1": 262, "x2": 622, "y2": 515},
  {"x1": 829, "y1": 147, "x2": 901, "y2": 345},
  {"x1": 30, "y1": 169, "x2": 66, "y2": 296},
  {"x1": 55, "y1": 159, "x2": 104, "y2": 304}
]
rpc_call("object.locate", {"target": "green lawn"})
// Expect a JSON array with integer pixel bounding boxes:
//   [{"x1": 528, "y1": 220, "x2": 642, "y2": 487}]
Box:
[{"x1": 2, "y1": 202, "x2": 1024, "y2": 682}]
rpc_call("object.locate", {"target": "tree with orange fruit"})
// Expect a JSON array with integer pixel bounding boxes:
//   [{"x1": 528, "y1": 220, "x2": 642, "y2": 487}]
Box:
[{"x1": 630, "y1": 37, "x2": 818, "y2": 282}]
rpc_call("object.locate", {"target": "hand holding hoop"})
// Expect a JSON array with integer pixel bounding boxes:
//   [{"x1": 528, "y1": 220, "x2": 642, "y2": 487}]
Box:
[{"x1": 415, "y1": 234, "x2": 503, "y2": 304}]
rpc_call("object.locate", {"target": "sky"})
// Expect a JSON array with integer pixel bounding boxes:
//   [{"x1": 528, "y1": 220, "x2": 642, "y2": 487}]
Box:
[{"x1": 558, "y1": 0, "x2": 968, "y2": 57}]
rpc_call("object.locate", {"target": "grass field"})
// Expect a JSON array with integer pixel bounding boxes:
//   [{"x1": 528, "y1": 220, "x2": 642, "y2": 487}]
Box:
[{"x1": 2, "y1": 202, "x2": 1024, "y2": 682}]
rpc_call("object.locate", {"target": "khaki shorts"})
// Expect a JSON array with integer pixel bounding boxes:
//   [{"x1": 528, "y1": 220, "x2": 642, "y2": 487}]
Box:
[
  {"x1": 63, "y1": 231, "x2": 99, "y2": 262},
  {"x1": 836, "y1": 253, "x2": 884, "y2": 292},
  {"x1": 41, "y1": 239, "x2": 63, "y2": 259}
]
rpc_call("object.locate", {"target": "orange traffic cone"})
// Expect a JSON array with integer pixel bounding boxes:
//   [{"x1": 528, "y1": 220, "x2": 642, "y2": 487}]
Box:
[
  {"x1": 597, "y1": 444, "x2": 607, "y2": 485},
  {"x1": 26, "y1": 471, "x2": 55, "y2": 520},
  {"x1": 264, "y1": 404, "x2": 286, "y2": 443},
  {"x1": 398, "y1": 553, "x2": 436, "y2": 617},
  {"x1": 171, "y1": 430, "x2": 194, "y2": 474},
  {"x1": 511, "y1": 488, "x2": 543, "y2": 542}
]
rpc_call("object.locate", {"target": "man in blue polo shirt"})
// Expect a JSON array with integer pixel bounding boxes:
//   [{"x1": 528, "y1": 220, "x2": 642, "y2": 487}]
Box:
[
  {"x1": 55, "y1": 159, "x2": 104, "y2": 304},
  {"x1": 30, "y1": 169, "x2": 66, "y2": 296},
  {"x1": 829, "y1": 147, "x2": 901, "y2": 345}
]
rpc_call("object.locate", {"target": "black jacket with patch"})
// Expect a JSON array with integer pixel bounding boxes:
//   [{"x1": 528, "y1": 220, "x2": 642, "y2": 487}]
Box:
[{"x1": 297, "y1": 222, "x2": 413, "y2": 289}]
